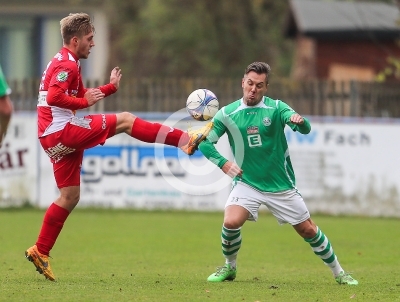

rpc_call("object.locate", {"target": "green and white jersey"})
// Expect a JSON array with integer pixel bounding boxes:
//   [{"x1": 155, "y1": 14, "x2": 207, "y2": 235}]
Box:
[
  {"x1": 199, "y1": 96, "x2": 311, "y2": 193},
  {"x1": 0, "y1": 66, "x2": 11, "y2": 97}
]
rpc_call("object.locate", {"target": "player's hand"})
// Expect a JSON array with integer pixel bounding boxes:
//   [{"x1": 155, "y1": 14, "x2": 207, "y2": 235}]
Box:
[
  {"x1": 84, "y1": 88, "x2": 105, "y2": 106},
  {"x1": 290, "y1": 113, "x2": 304, "y2": 125},
  {"x1": 221, "y1": 161, "x2": 243, "y2": 178},
  {"x1": 110, "y1": 67, "x2": 122, "y2": 90}
]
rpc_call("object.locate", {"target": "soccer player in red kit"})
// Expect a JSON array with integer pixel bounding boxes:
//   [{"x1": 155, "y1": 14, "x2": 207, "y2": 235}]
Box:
[{"x1": 25, "y1": 12, "x2": 212, "y2": 281}]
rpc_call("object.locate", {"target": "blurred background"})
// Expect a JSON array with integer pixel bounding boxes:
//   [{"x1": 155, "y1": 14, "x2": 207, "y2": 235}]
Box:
[
  {"x1": 1, "y1": 0, "x2": 400, "y2": 114},
  {"x1": 1, "y1": 0, "x2": 400, "y2": 217}
]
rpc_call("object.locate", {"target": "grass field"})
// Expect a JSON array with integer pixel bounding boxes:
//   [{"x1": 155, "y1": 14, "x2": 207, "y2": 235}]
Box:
[{"x1": 0, "y1": 209, "x2": 399, "y2": 301}]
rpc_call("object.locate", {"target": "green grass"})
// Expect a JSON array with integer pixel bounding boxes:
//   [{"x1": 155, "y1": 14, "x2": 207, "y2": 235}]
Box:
[{"x1": 0, "y1": 209, "x2": 399, "y2": 301}]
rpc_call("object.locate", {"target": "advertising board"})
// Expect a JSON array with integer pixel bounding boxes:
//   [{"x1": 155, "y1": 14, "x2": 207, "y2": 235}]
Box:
[{"x1": 2, "y1": 113, "x2": 400, "y2": 216}]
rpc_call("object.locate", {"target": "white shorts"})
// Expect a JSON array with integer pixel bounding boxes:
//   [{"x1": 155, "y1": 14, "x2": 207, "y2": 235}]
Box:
[{"x1": 225, "y1": 182, "x2": 310, "y2": 225}]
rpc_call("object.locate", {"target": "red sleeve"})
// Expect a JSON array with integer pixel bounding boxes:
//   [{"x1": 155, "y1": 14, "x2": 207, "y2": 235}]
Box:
[
  {"x1": 49, "y1": 63, "x2": 76, "y2": 91},
  {"x1": 77, "y1": 78, "x2": 115, "y2": 98},
  {"x1": 77, "y1": 74, "x2": 87, "y2": 98},
  {"x1": 47, "y1": 85, "x2": 88, "y2": 110},
  {"x1": 97, "y1": 83, "x2": 117, "y2": 97}
]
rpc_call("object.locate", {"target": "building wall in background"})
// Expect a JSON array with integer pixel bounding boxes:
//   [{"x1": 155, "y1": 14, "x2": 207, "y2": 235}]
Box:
[
  {"x1": 290, "y1": 36, "x2": 316, "y2": 79},
  {"x1": 291, "y1": 36, "x2": 400, "y2": 81},
  {"x1": 317, "y1": 40, "x2": 400, "y2": 81},
  {"x1": 0, "y1": 5, "x2": 109, "y2": 80}
]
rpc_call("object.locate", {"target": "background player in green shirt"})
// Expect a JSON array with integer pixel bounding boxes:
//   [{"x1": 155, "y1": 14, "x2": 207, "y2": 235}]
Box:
[
  {"x1": 0, "y1": 64, "x2": 12, "y2": 147},
  {"x1": 199, "y1": 62, "x2": 358, "y2": 285}
]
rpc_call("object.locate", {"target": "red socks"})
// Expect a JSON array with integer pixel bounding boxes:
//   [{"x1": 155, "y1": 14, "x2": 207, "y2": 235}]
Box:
[
  {"x1": 36, "y1": 203, "x2": 70, "y2": 256},
  {"x1": 131, "y1": 117, "x2": 189, "y2": 147}
]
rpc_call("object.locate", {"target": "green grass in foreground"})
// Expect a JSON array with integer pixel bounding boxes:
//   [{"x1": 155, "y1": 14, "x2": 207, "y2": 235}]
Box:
[{"x1": 0, "y1": 209, "x2": 399, "y2": 302}]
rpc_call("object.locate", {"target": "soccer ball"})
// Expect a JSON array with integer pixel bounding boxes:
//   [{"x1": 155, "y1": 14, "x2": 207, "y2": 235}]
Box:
[{"x1": 186, "y1": 89, "x2": 219, "y2": 121}]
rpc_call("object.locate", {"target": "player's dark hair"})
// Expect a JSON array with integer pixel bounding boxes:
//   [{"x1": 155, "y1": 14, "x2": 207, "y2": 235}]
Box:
[
  {"x1": 60, "y1": 13, "x2": 95, "y2": 45},
  {"x1": 244, "y1": 62, "x2": 271, "y2": 84}
]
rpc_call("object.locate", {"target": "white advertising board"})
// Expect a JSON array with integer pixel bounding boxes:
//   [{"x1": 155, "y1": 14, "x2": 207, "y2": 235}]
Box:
[
  {"x1": 0, "y1": 113, "x2": 38, "y2": 206},
  {"x1": 287, "y1": 119, "x2": 400, "y2": 216},
  {"x1": 2, "y1": 113, "x2": 400, "y2": 216}
]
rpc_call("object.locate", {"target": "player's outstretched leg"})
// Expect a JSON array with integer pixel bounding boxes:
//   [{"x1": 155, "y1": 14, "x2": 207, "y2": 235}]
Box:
[
  {"x1": 180, "y1": 121, "x2": 213, "y2": 155},
  {"x1": 304, "y1": 227, "x2": 358, "y2": 285},
  {"x1": 129, "y1": 116, "x2": 213, "y2": 156},
  {"x1": 25, "y1": 245, "x2": 56, "y2": 281}
]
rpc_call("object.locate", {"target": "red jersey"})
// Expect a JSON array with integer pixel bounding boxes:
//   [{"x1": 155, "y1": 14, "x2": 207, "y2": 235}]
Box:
[{"x1": 37, "y1": 47, "x2": 88, "y2": 137}]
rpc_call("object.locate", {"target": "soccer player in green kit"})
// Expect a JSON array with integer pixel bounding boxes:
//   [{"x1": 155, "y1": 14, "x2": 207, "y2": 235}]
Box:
[{"x1": 199, "y1": 62, "x2": 358, "y2": 285}]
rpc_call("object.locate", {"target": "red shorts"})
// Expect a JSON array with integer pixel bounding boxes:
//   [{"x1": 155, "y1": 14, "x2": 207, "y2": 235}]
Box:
[{"x1": 40, "y1": 114, "x2": 117, "y2": 188}]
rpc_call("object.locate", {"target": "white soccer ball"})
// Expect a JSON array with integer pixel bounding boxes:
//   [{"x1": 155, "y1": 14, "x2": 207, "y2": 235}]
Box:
[{"x1": 186, "y1": 88, "x2": 219, "y2": 121}]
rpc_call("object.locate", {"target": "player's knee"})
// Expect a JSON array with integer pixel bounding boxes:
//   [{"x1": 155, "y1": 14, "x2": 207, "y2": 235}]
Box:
[
  {"x1": 117, "y1": 111, "x2": 135, "y2": 120},
  {"x1": 121, "y1": 111, "x2": 135, "y2": 119},
  {"x1": 296, "y1": 222, "x2": 317, "y2": 239},
  {"x1": 57, "y1": 189, "x2": 80, "y2": 211},
  {"x1": 64, "y1": 191, "x2": 80, "y2": 204},
  {"x1": 223, "y1": 220, "x2": 242, "y2": 230},
  {"x1": 302, "y1": 228, "x2": 317, "y2": 239},
  {"x1": 117, "y1": 111, "x2": 136, "y2": 131}
]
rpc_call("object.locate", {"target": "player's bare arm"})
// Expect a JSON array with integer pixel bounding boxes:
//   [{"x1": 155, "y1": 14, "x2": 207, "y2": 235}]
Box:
[
  {"x1": 0, "y1": 95, "x2": 13, "y2": 146},
  {"x1": 290, "y1": 113, "x2": 304, "y2": 124},
  {"x1": 84, "y1": 88, "x2": 105, "y2": 106},
  {"x1": 221, "y1": 161, "x2": 243, "y2": 178},
  {"x1": 109, "y1": 67, "x2": 122, "y2": 90}
]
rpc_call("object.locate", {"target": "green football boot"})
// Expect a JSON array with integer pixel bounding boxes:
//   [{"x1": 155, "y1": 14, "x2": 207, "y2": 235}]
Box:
[
  {"x1": 207, "y1": 264, "x2": 237, "y2": 282},
  {"x1": 335, "y1": 271, "x2": 358, "y2": 285}
]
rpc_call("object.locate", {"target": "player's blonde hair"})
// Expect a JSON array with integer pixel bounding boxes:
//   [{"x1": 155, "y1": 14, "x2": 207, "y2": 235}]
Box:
[{"x1": 60, "y1": 13, "x2": 95, "y2": 45}]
